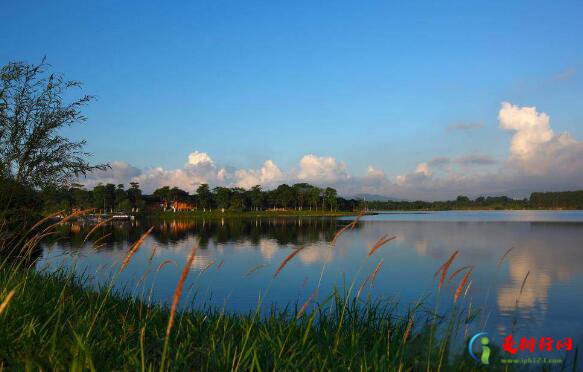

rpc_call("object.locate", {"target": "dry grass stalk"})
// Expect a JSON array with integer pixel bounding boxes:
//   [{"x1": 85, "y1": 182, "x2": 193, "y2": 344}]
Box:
[
  {"x1": 83, "y1": 217, "x2": 115, "y2": 245},
  {"x1": 519, "y1": 271, "x2": 530, "y2": 296},
  {"x1": 28, "y1": 209, "x2": 65, "y2": 233},
  {"x1": 402, "y1": 316, "x2": 414, "y2": 344},
  {"x1": 434, "y1": 250, "x2": 459, "y2": 289},
  {"x1": 136, "y1": 268, "x2": 152, "y2": 287},
  {"x1": 93, "y1": 233, "x2": 112, "y2": 248},
  {"x1": 367, "y1": 235, "x2": 396, "y2": 257},
  {"x1": 148, "y1": 244, "x2": 158, "y2": 262},
  {"x1": 42, "y1": 208, "x2": 95, "y2": 234},
  {"x1": 274, "y1": 246, "x2": 306, "y2": 277},
  {"x1": 217, "y1": 259, "x2": 225, "y2": 269},
  {"x1": 156, "y1": 259, "x2": 177, "y2": 272},
  {"x1": 497, "y1": 247, "x2": 514, "y2": 268},
  {"x1": 201, "y1": 259, "x2": 216, "y2": 274},
  {"x1": 448, "y1": 265, "x2": 471, "y2": 281},
  {"x1": 355, "y1": 276, "x2": 370, "y2": 300},
  {"x1": 0, "y1": 289, "x2": 16, "y2": 315},
  {"x1": 245, "y1": 264, "x2": 266, "y2": 277},
  {"x1": 369, "y1": 258, "x2": 385, "y2": 286},
  {"x1": 120, "y1": 227, "x2": 154, "y2": 272},
  {"x1": 296, "y1": 289, "x2": 318, "y2": 319},
  {"x1": 166, "y1": 242, "x2": 198, "y2": 337},
  {"x1": 464, "y1": 279, "x2": 473, "y2": 297},
  {"x1": 330, "y1": 209, "x2": 365, "y2": 246},
  {"x1": 453, "y1": 267, "x2": 473, "y2": 303}
]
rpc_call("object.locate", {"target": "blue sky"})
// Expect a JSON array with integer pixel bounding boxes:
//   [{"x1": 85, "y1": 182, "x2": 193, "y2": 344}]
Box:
[{"x1": 2, "y1": 1, "x2": 582, "y2": 198}]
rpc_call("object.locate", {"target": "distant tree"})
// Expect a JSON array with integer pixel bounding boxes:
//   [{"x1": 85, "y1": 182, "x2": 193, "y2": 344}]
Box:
[
  {"x1": 196, "y1": 184, "x2": 212, "y2": 211},
  {"x1": 248, "y1": 185, "x2": 264, "y2": 211},
  {"x1": 323, "y1": 187, "x2": 338, "y2": 211},
  {"x1": 307, "y1": 186, "x2": 321, "y2": 210},
  {"x1": 127, "y1": 182, "x2": 143, "y2": 210},
  {"x1": 0, "y1": 59, "x2": 108, "y2": 188},
  {"x1": 213, "y1": 187, "x2": 231, "y2": 210},
  {"x1": 230, "y1": 187, "x2": 247, "y2": 211}
]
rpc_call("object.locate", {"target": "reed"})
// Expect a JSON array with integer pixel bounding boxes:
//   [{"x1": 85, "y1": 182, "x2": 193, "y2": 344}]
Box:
[
  {"x1": 296, "y1": 289, "x2": 318, "y2": 319},
  {"x1": 120, "y1": 226, "x2": 154, "y2": 272},
  {"x1": 496, "y1": 247, "x2": 514, "y2": 268},
  {"x1": 156, "y1": 259, "x2": 176, "y2": 272},
  {"x1": 274, "y1": 246, "x2": 305, "y2": 277},
  {"x1": 244, "y1": 264, "x2": 266, "y2": 277},
  {"x1": 160, "y1": 242, "x2": 198, "y2": 371},
  {"x1": 330, "y1": 209, "x2": 365, "y2": 246},
  {"x1": 0, "y1": 288, "x2": 15, "y2": 315},
  {"x1": 434, "y1": 250, "x2": 459, "y2": 289},
  {"x1": 367, "y1": 235, "x2": 396, "y2": 257},
  {"x1": 453, "y1": 267, "x2": 473, "y2": 303},
  {"x1": 82, "y1": 217, "x2": 115, "y2": 245}
]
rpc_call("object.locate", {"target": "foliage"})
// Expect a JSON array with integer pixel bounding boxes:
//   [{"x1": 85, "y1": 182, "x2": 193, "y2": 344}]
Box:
[
  {"x1": 0, "y1": 263, "x2": 519, "y2": 371},
  {"x1": 0, "y1": 59, "x2": 107, "y2": 188}
]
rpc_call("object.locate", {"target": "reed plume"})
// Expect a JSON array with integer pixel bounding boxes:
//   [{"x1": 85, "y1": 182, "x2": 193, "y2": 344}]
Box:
[
  {"x1": 296, "y1": 289, "x2": 318, "y2": 319},
  {"x1": 402, "y1": 316, "x2": 414, "y2": 344},
  {"x1": 369, "y1": 258, "x2": 384, "y2": 286},
  {"x1": 120, "y1": 227, "x2": 154, "y2": 272},
  {"x1": 448, "y1": 265, "x2": 471, "y2": 281},
  {"x1": 453, "y1": 267, "x2": 473, "y2": 303},
  {"x1": 245, "y1": 264, "x2": 266, "y2": 277},
  {"x1": 331, "y1": 209, "x2": 365, "y2": 246},
  {"x1": 519, "y1": 271, "x2": 530, "y2": 296},
  {"x1": 166, "y1": 242, "x2": 198, "y2": 337},
  {"x1": 156, "y1": 259, "x2": 177, "y2": 272},
  {"x1": 83, "y1": 217, "x2": 115, "y2": 245},
  {"x1": 93, "y1": 232, "x2": 112, "y2": 248},
  {"x1": 274, "y1": 246, "x2": 305, "y2": 277},
  {"x1": 434, "y1": 250, "x2": 459, "y2": 289},
  {"x1": 497, "y1": 247, "x2": 514, "y2": 269},
  {"x1": 0, "y1": 289, "x2": 16, "y2": 315},
  {"x1": 367, "y1": 235, "x2": 396, "y2": 257}
]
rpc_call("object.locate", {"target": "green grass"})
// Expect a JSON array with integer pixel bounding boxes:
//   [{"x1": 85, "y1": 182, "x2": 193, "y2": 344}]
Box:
[{"x1": 0, "y1": 260, "x2": 508, "y2": 371}]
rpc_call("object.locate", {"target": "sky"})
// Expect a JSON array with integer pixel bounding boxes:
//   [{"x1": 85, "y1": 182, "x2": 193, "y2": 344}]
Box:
[{"x1": 2, "y1": 1, "x2": 583, "y2": 200}]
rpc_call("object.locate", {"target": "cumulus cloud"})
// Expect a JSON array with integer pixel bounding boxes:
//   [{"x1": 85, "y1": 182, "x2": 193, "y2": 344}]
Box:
[
  {"x1": 84, "y1": 102, "x2": 582, "y2": 200},
  {"x1": 391, "y1": 102, "x2": 583, "y2": 199},
  {"x1": 499, "y1": 102, "x2": 555, "y2": 159},
  {"x1": 295, "y1": 154, "x2": 350, "y2": 183},
  {"x1": 234, "y1": 160, "x2": 284, "y2": 189}
]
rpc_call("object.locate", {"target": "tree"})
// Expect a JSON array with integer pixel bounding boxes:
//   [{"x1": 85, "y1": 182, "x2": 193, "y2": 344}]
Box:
[
  {"x1": 213, "y1": 187, "x2": 231, "y2": 210},
  {"x1": 324, "y1": 187, "x2": 338, "y2": 211},
  {"x1": 127, "y1": 182, "x2": 143, "y2": 211},
  {"x1": 248, "y1": 185, "x2": 264, "y2": 211},
  {"x1": 196, "y1": 184, "x2": 212, "y2": 211},
  {"x1": 307, "y1": 186, "x2": 321, "y2": 210},
  {"x1": 0, "y1": 59, "x2": 108, "y2": 188}
]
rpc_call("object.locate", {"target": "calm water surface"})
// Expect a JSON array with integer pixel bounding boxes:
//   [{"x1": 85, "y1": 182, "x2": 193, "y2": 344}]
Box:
[{"x1": 38, "y1": 210, "x2": 583, "y2": 352}]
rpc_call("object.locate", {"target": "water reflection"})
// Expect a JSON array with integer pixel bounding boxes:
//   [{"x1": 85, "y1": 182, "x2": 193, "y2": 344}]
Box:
[{"x1": 40, "y1": 213, "x2": 583, "y2": 349}]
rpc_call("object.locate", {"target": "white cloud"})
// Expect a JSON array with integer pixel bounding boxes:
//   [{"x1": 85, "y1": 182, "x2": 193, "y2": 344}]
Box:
[
  {"x1": 499, "y1": 102, "x2": 555, "y2": 160},
  {"x1": 296, "y1": 154, "x2": 349, "y2": 183},
  {"x1": 234, "y1": 160, "x2": 284, "y2": 189},
  {"x1": 84, "y1": 102, "x2": 583, "y2": 200},
  {"x1": 187, "y1": 151, "x2": 214, "y2": 166}
]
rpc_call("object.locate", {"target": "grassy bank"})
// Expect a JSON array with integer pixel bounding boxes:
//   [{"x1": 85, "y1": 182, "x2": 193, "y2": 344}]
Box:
[{"x1": 1, "y1": 261, "x2": 498, "y2": 371}]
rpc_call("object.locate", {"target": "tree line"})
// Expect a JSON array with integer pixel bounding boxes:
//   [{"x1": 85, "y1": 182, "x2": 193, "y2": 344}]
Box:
[{"x1": 38, "y1": 182, "x2": 359, "y2": 213}]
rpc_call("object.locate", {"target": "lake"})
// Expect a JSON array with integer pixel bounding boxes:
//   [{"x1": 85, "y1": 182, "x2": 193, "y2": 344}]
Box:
[{"x1": 38, "y1": 210, "x2": 583, "y2": 352}]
